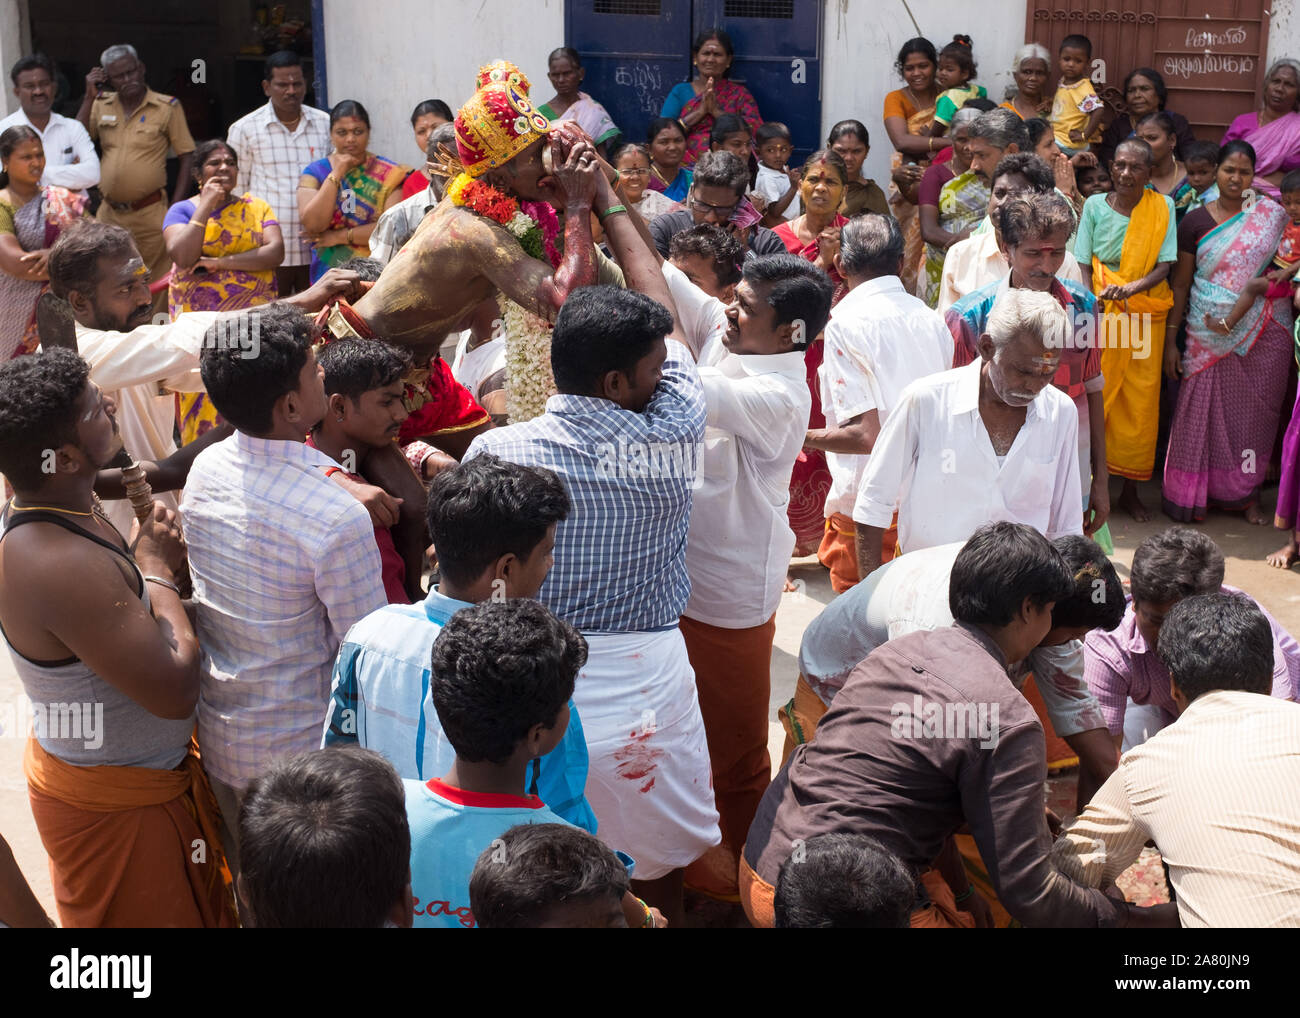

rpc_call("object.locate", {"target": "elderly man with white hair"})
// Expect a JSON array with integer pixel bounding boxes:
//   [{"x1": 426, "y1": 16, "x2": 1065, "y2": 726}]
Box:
[
  {"x1": 75, "y1": 43, "x2": 195, "y2": 306},
  {"x1": 804, "y1": 213, "x2": 952, "y2": 592},
  {"x1": 853, "y1": 287, "x2": 1081, "y2": 579}
]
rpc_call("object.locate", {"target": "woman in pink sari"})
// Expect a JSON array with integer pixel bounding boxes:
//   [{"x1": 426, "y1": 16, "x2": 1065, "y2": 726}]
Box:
[
  {"x1": 660, "y1": 29, "x2": 762, "y2": 169},
  {"x1": 1220, "y1": 59, "x2": 1300, "y2": 201},
  {"x1": 1162, "y1": 140, "x2": 1293, "y2": 524},
  {"x1": 773, "y1": 150, "x2": 849, "y2": 557}
]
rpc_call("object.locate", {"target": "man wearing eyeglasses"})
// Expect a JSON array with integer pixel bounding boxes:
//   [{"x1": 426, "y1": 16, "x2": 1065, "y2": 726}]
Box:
[{"x1": 649, "y1": 150, "x2": 786, "y2": 263}]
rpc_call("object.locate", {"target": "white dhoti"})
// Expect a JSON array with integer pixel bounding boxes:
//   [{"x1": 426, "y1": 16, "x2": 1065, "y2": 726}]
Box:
[{"x1": 574, "y1": 628, "x2": 720, "y2": 880}]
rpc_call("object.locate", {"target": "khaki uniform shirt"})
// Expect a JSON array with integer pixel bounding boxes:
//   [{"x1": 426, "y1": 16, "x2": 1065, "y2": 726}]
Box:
[{"x1": 89, "y1": 89, "x2": 195, "y2": 202}]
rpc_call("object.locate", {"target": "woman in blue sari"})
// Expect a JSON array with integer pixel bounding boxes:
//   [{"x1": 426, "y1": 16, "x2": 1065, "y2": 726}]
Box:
[{"x1": 645, "y1": 117, "x2": 692, "y2": 203}]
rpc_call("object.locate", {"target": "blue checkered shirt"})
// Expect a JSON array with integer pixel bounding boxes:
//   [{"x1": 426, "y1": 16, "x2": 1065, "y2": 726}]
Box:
[{"x1": 465, "y1": 340, "x2": 706, "y2": 633}]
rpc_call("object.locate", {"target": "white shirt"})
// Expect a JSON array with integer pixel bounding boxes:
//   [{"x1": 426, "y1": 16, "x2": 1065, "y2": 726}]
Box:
[
  {"x1": 685, "y1": 347, "x2": 810, "y2": 628},
  {"x1": 451, "y1": 333, "x2": 505, "y2": 403},
  {"x1": 181, "y1": 433, "x2": 386, "y2": 790},
  {"x1": 72, "y1": 314, "x2": 217, "y2": 537},
  {"x1": 1053, "y1": 689, "x2": 1300, "y2": 928},
  {"x1": 662, "y1": 259, "x2": 729, "y2": 362},
  {"x1": 0, "y1": 109, "x2": 99, "y2": 192},
  {"x1": 369, "y1": 183, "x2": 437, "y2": 264},
  {"x1": 226, "y1": 102, "x2": 332, "y2": 267},
  {"x1": 753, "y1": 164, "x2": 798, "y2": 220},
  {"x1": 852, "y1": 359, "x2": 1082, "y2": 551},
  {"x1": 818, "y1": 276, "x2": 953, "y2": 518},
  {"x1": 938, "y1": 225, "x2": 1082, "y2": 312}
]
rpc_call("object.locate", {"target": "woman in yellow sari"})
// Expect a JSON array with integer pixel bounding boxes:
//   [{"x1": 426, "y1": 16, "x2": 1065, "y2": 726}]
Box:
[
  {"x1": 163, "y1": 139, "x2": 283, "y2": 443},
  {"x1": 882, "y1": 37, "x2": 939, "y2": 296},
  {"x1": 1075, "y1": 138, "x2": 1177, "y2": 521}
]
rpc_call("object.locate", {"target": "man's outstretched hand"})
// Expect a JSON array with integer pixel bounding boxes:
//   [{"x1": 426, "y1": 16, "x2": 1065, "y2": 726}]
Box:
[{"x1": 282, "y1": 269, "x2": 367, "y2": 312}]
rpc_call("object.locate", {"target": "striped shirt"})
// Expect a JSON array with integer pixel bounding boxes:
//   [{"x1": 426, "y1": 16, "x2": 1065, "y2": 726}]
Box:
[
  {"x1": 465, "y1": 340, "x2": 706, "y2": 633},
  {"x1": 181, "y1": 433, "x2": 387, "y2": 789},
  {"x1": 1053, "y1": 689, "x2": 1300, "y2": 927},
  {"x1": 226, "y1": 102, "x2": 331, "y2": 267}
]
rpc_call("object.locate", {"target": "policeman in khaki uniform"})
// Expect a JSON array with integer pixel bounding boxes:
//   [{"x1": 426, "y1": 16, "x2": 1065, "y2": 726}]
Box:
[{"x1": 76, "y1": 43, "x2": 195, "y2": 311}]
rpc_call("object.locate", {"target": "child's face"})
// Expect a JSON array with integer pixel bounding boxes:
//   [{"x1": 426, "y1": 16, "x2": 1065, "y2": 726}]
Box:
[
  {"x1": 1184, "y1": 159, "x2": 1216, "y2": 195},
  {"x1": 937, "y1": 57, "x2": 966, "y2": 89},
  {"x1": 1077, "y1": 166, "x2": 1112, "y2": 196},
  {"x1": 1059, "y1": 46, "x2": 1089, "y2": 81},
  {"x1": 758, "y1": 136, "x2": 792, "y2": 170},
  {"x1": 1282, "y1": 189, "x2": 1300, "y2": 225},
  {"x1": 714, "y1": 131, "x2": 751, "y2": 161}
]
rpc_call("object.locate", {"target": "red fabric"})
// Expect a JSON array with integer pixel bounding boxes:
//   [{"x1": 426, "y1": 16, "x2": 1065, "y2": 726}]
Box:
[
  {"x1": 424, "y1": 778, "x2": 543, "y2": 810},
  {"x1": 398, "y1": 355, "x2": 491, "y2": 443},
  {"x1": 402, "y1": 169, "x2": 430, "y2": 200}
]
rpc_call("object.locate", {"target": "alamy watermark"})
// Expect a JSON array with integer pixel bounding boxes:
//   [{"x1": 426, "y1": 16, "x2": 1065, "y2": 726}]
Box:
[
  {"x1": 594, "y1": 440, "x2": 706, "y2": 490},
  {"x1": 891, "y1": 695, "x2": 1000, "y2": 750},
  {"x1": 0, "y1": 693, "x2": 103, "y2": 750}
]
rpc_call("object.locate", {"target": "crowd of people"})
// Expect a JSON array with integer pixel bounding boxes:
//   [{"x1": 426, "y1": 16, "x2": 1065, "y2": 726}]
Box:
[{"x1": 0, "y1": 24, "x2": 1298, "y2": 930}]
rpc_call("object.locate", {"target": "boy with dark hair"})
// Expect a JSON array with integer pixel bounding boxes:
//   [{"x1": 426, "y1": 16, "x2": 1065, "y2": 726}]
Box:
[
  {"x1": 469, "y1": 823, "x2": 632, "y2": 928},
  {"x1": 1073, "y1": 160, "x2": 1112, "y2": 198},
  {"x1": 323, "y1": 453, "x2": 597, "y2": 831},
  {"x1": 669, "y1": 223, "x2": 743, "y2": 302},
  {"x1": 238, "y1": 746, "x2": 413, "y2": 928},
  {"x1": 753, "y1": 121, "x2": 800, "y2": 226},
  {"x1": 309, "y1": 338, "x2": 415, "y2": 602},
  {"x1": 1084, "y1": 527, "x2": 1299, "y2": 750},
  {"x1": 774, "y1": 833, "x2": 915, "y2": 929},
  {"x1": 1051, "y1": 35, "x2": 1104, "y2": 154},
  {"x1": 743, "y1": 522, "x2": 1177, "y2": 929},
  {"x1": 0, "y1": 348, "x2": 234, "y2": 927},
  {"x1": 182, "y1": 304, "x2": 388, "y2": 881},
  {"x1": 1057, "y1": 592, "x2": 1300, "y2": 927},
  {"x1": 1180, "y1": 140, "x2": 1219, "y2": 204}
]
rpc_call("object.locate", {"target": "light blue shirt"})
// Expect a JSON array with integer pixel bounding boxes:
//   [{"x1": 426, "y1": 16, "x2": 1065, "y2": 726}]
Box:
[{"x1": 323, "y1": 587, "x2": 597, "y2": 832}]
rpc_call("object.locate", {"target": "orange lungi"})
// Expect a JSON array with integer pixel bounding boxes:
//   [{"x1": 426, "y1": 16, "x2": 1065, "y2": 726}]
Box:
[
  {"x1": 817, "y1": 511, "x2": 898, "y2": 593},
  {"x1": 778, "y1": 673, "x2": 831, "y2": 766},
  {"x1": 681, "y1": 613, "x2": 776, "y2": 900},
  {"x1": 25, "y1": 737, "x2": 237, "y2": 928},
  {"x1": 739, "y1": 853, "x2": 974, "y2": 928}
]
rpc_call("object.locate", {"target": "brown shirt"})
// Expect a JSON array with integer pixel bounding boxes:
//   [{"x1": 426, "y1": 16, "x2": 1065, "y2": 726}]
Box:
[
  {"x1": 89, "y1": 89, "x2": 195, "y2": 202},
  {"x1": 842, "y1": 178, "x2": 891, "y2": 219},
  {"x1": 747, "y1": 622, "x2": 1120, "y2": 928}
]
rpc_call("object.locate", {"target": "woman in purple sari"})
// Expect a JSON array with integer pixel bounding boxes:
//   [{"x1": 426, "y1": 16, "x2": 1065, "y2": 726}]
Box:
[
  {"x1": 660, "y1": 28, "x2": 762, "y2": 169},
  {"x1": 1162, "y1": 141, "x2": 1293, "y2": 523},
  {"x1": 1220, "y1": 59, "x2": 1300, "y2": 201}
]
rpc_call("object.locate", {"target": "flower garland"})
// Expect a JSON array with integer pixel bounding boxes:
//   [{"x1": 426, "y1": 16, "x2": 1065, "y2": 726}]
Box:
[{"x1": 447, "y1": 173, "x2": 562, "y2": 422}]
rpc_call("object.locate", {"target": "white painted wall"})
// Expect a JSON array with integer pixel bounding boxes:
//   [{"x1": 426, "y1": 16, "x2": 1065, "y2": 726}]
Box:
[
  {"x1": 0, "y1": 0, "x2": 30, "y2": 118},
  {"x1": 1268, "y1": 0, "x2": 1299, "y2": 71},
  {"x1": 322, "y1": 0, "x2": 564, "y2": 172},
  {"x1": 822, "y1": 0, "x2": 1031, "y2": 191}
]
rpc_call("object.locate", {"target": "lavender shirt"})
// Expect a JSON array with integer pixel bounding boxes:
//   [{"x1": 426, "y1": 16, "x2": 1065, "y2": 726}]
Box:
[{"x1": 1083, "y1": 587, "x2": 1300, "y2": 735}]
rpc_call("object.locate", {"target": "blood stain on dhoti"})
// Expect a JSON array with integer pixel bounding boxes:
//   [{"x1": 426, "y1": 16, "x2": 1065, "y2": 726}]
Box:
[{"x1": 614, "y1": 730, "x2": 663, "y2": 794}]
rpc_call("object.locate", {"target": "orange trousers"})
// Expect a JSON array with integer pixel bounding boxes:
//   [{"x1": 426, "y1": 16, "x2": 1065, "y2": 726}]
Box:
[
  {"x1": 680, "y1": 613, "x2": 776, "y2": 900},
  {"x1": 817, "y1": 512, "x2": 897, "y2": 593}
]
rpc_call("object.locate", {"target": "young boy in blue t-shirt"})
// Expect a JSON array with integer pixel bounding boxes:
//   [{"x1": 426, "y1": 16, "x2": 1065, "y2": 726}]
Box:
[{"x1": 406, "y1": 599, "x2": 661, "y2": 928}]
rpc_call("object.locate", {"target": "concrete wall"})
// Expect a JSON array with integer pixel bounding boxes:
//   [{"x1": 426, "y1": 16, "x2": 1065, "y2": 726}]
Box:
[
  {"x1": 0, "y1": 0, "x2": 30, "y2": 118},
  {"x1": 1268, "y1": 0, "x2": 1299, "y2": 71},
  {"x1": 322, "y1": 0, "x2": 564, "y2": 172}
]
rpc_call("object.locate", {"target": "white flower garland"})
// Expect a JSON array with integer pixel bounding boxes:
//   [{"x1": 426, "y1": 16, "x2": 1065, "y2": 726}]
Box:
[{"x1": 499, "y1": 292, "x2": 556, "y2": 423}]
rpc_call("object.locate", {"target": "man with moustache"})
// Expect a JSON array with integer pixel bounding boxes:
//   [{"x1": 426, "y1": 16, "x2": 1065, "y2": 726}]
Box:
[
  {"x1": 0, "y1": 53, "x2": 100, "y2": 193},
  {"x1": 0, "y1": 349, "x2": 235, "y2": 927},
  {"x1": 853, "y1": 286, "x2": 1082, "y2": 581}
]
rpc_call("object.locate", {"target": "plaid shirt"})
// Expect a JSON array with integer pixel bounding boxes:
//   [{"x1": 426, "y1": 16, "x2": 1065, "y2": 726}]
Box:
[
  {"x1": 181, "y1": 433, "x2": 387, "y2": 789},
  {"x1": 465, "y1": 340, "x2": 706, "y2": 633},
  {"x1": 226, "y1": 102, "x2": 331, "y2": 267},
  {"x1": 945, "y1": 274, "x2": 1103, "y2": 400}
]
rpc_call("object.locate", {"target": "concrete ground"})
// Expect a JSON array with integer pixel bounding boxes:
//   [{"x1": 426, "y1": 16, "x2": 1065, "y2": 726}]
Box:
[{"x1": 4, "y1": 476, "x2": 1300, "y2": 924}]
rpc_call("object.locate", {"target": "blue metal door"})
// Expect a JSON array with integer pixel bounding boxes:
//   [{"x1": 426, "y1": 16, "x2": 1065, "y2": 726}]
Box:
[
  {"x1": 693, "y1": 0, "x2": 823, "y2": 161},
  {"x1": 566, "y1": 0, "x2": 823, "y2": 156},
  {"x1": 565, "y1": 0, "x2": 693, "y2": 148}
]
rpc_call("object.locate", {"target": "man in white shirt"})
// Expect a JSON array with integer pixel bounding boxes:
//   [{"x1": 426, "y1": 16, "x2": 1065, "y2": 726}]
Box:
[
  {"x1": 182, "y1": 303, "x2": 388, "y2": 881},
  {"x1": 854, "y1": 287, "x2": 1081, "y2": 579},
  {"x1": 805, "y1": 214, "x2": 952, "y2": 592},
  {"x1": 225, "y1": 51, "x2": 331, "y2": 295},
  {"x1": 679, "y1": 253, "x2": 830, "y2": 899},
  {"x1": 47, "y1": 221, "x2": 362, "y2": 537},
  {"x1": 0, "y1": 54, "x2": 99, "y2": 193},
  {"x1": 938, "y1": 152, "x2": 1082, "y2": 311},
  {"x1": 1054, "y1": 591, "x2": 1300, "y2": 927}
]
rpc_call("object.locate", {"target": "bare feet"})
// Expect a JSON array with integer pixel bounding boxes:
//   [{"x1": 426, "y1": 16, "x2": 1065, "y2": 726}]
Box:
[
  {"x1": 783, "y1": 575, "x2": 799, "y2": 592},
  {"x1": 1117, "y1": 481, "x2": 1152, "y2": 522},
  {"x1": 1243, "y1": 501, "x2": 1269, "y2": 525},
  {"x1": 1267, "y1": 542, "x2": 1299, "y2": 569}
]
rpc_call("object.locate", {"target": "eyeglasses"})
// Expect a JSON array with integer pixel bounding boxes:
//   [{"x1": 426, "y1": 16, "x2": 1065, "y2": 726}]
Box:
[
  {"x1": 689, "y1": 197, "x2": 739, "y2": 218},
  {"x1": 619, "y1": 167, "x2": 650, "y2": 177}
]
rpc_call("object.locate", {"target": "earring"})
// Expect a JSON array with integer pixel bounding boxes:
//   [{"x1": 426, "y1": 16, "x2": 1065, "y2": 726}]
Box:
[{"x1": 336, "y1": 415, "x2": 344, "y2": 422}]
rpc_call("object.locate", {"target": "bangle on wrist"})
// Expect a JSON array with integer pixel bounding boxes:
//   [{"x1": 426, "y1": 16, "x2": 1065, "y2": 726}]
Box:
[
  {"x1": 677, "y1": 118, "x2": 689, "y2": 134},
  {"x1": 187, "y1": 219, "x2": 206, "y2": 229},
  {"x1": 144, "y1": 575, "x2": 181, "y2": 596},
  {"x1": 326, "y1": 173, "x2": 340, "y2": 186},
  {"x1": 954, "y1": 883, "x2": 975, "y2": 904},
  {"x1": 347, "y1": 227, "x2": 355, "y2": 246},
  {"x1": 635, "y1": 897, "x2": 655, "y2": 928}
]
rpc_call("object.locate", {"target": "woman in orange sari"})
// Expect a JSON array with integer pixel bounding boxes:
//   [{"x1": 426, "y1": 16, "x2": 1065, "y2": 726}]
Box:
[
  {"x1": 773, "y1": 150, "x2": 849, "y2": 557},
  {"x1": 1075, "y1": 138, "x2": 1177, "y2": 521},
  {"x1": 882, "y1": 37, "x2": 939, "y2": 296}
]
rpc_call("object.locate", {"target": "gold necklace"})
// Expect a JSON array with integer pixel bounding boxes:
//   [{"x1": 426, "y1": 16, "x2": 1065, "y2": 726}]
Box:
[{"x1": 9, "y1": 492, "x2": 106, "y2": 517}]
